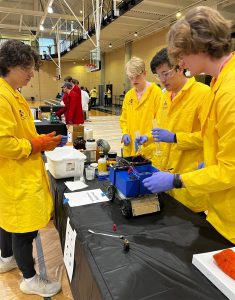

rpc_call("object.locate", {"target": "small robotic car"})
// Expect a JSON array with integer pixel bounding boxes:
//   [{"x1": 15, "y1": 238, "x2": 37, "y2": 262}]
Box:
[{"x1": 106, "y1": 155, "x2": 160, "y2": 218}]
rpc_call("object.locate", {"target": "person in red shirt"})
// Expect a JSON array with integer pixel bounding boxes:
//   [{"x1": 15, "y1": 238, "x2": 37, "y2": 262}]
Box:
[
  {"x1": 56, "y1": 76, "x2": 81, "y2": 119},
  {"x1": 62, "y1": 82, "x2": 84, "y2": 125}
]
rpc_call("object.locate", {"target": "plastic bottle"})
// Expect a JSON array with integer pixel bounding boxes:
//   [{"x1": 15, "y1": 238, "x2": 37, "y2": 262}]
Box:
[
  {"x1": 98, "y1": 153, "x2": 107, "y2": 175},
  {"x1": 38, "y1": 107, "x2": 42, "y2": 120}
]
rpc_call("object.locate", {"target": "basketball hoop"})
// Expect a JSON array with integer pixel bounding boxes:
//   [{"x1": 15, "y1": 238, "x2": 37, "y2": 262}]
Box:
[{"x1": 85, "y1": 63, "x2": 97, "y2": 72}]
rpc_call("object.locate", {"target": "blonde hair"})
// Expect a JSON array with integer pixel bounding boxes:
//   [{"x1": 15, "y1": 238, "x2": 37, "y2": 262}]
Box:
[
  {"x1": 167, "y1": 6, "x2": 231, "y2": 64},
  {"x1": 125, "y1": 57, "x2": 145, "y2": 77}
]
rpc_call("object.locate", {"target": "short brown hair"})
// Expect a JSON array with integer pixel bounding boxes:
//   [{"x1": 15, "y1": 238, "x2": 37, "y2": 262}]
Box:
[
  {"x1": 0, "y1": 40, "x2": 41, "y2": 76},
  {"x1": 64, "y1": 76, "x2": 72, "y2": 82},
  {"x1": 167, "y1": 6, "x2": 232, "y2": 64}
]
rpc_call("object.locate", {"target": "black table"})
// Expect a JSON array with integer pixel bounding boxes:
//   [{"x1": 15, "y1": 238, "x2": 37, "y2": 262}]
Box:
[
  {"x1": 49, "y1": 174, "x2": 232, "y2": 300},
  {"x1": 40, "y1": 105, "x2": 64, "y2": 113},
  {"x1": 35, "y1": 120, "x2": 67, "y2": 135}
]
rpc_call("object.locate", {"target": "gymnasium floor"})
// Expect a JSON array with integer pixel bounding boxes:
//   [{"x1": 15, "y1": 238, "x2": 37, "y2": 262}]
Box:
[{"x1": 0, "y1": 106, "x2": 121, "y2": 299}]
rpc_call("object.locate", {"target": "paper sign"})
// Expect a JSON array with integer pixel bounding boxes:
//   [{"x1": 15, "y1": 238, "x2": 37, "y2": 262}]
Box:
[
  {"x1": 64, "y1": 218, "x2": 77, "y2": 282},
  {"x1": 64, "y1": 188, "x2": 109, "y2": 207}
]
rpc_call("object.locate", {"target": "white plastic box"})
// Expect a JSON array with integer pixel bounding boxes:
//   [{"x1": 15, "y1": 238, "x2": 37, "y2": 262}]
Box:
[
  {"x1": 45, "y1": 146, "x2": 86, "y2": 179},
  {"x1": 192, "y1": 247, "x2": 235, "y2": 300}
]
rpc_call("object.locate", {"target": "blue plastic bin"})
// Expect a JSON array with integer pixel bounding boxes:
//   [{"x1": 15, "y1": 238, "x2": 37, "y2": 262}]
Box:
[{"x1": 112, "y1": 164, "x2": 158, "y2": 197}]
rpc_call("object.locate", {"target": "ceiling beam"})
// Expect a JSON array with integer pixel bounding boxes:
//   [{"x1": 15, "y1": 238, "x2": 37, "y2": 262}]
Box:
[
  {"x1": 121, "y1": 15, "x2": 156, "y2": 23},
  {"x1": 142, "y1": 0, "x2": 185, "y2": 9},
  {"x1": 0, "y1": 23, "x2": 68, "y2": 35},
  {"x1": 0, "y1": 6, "x2": 81, "y2": 21},
  {"x1": 19, "y1": 14, "x2": 23, "y2": 32}
]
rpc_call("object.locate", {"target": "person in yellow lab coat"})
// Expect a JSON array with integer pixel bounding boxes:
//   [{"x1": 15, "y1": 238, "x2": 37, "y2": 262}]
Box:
[
  {"x1": 0, "y1": 40, "x2": 63, "y2": 297},
  {"x1": 139, "y1": 47, "x2": 210, "y2": 212},
  {"x1": 143, "y1": 6, "x2": 235, "y2": 244},
  {"x1": 90, "y1": 86, "x2": 97, "y2": 107},
  {"x1": 120, "y1": 56, "x2": 162, "y2": 158}
]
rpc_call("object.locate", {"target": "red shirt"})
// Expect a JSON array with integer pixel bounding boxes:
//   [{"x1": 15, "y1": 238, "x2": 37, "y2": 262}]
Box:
[
  {"x1": 66, "y1": 89, "x2": 84, "y2": 125},
  {"x1": 56, "y1": 85, "x2": 81, "y2": 118},
  {"x1": 73, "y1": 84, "x2": 80, "y2": 94}
]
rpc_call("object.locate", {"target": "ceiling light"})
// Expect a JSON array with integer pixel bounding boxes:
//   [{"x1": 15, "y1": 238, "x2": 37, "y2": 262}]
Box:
[
  {"x1": 48, "y1": 6, "x2": 53, "y2": 13},
  {"x1": 82, "y1": 58, "x2": 85, "y2": 60},
  {"x1": 39, "y1": 24, "x2": 44, "y2": 31},
  {"x1": 176, "y1": 11, "x2": 182, "y2": 19},
  {"x1": 80, "y1": 10, "x2": 83, "y2": 14},
  {"x1": 109, "y1": 43, "x2": 112, "y2": 48},
  {"x1": 134, "y1": 32, "x2": 138, "y2": 37}
]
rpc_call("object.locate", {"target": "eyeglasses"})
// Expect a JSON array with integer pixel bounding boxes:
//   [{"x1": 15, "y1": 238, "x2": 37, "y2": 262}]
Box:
[
  {"x1": 19, "y1": 66, "x2": 35, "y2": 75},
  {"x1": 154, "y1": 67, "x2": 177, "y2": 80}
]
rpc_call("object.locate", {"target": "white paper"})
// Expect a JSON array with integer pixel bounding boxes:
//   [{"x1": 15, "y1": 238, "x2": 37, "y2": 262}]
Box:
[
  {"x1": 64, "y1": 188, "x2": 109, "y2": 207},
  {"x1": 65, "y1": 180, "x2": 88, "y2": 191},
  {"x1": 34, "y1": 120, "x2": 42, "y2": 123},
  {"x1": 63, "y1": 218, "x2": 77, "y2": 282},
  {"x1": 192, "y1": 247, "x2": 235, "y2": 300}
]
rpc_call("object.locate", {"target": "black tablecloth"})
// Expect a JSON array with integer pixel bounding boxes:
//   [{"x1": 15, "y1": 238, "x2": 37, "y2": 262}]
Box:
[
  {"x1": 40, "y1": 105, "x2": 64, "y2": 113},
  {"x1": 49, "y1": 174, "x2": 232, "y2": 300},
  {"x1": 35, "y1": 120, "x2": 67, "y2": 135}
]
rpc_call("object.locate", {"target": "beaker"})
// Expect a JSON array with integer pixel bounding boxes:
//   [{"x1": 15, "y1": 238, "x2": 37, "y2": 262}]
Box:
[{"x1": 74, "y1": 160, "x2": 84, "y2": 182}]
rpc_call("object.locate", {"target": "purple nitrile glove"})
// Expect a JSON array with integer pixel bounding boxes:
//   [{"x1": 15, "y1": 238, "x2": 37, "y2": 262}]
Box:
[
  {"x1": 198, "y1": 161, "x2": 205, "y2": 169},
  {"x1": 143, "y1": 171, "x2": 174, "y2": 193},
  {"x1": 152, "y1": 128, "x2": 175, "y2": 143},
  {"x1": 58, "y1": 135, "x2": 68, "y2": 147},
  {"x1": 134, "y1": 135, "x2": 148, "y2": 152},
  {"x1": 122, "y1": 134, "x2": 131, "y2": 146}
]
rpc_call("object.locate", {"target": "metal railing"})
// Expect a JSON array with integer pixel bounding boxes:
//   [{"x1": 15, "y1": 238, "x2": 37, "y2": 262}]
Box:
[{"x1": 58, "y1": 0, "x2": 142, "y2": 57}]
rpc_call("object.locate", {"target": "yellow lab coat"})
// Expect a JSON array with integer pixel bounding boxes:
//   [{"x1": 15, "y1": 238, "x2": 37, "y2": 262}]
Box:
[
  {"x1": 120, "y1": 82, "x2": 162, "y2": 158},
  {"x1": 0, "y1": 78, "x2": 53, "y2": 233},
  {"x1": 182, "y1": 55, "x2": 235, "y2": 243},
  {"x1": 152, "y1": 77, "x2": 210, "y2": 212}
]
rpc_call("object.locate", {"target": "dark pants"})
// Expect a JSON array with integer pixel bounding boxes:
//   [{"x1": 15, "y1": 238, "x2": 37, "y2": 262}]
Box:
[
  {"x1": 88, "y1": 100, "x2": 92, "y2": 111},
  {"x1": 108, "y1": 98, "x2": 112, "y2": 106},
  {"x1": 91, "y1": 97, "x2": 97, "y2": 107},
  {"x1": 0, "y1": 228, "x2": 37, "y2": 278},
  {"x1": 0, "y1": 228, "x2": 12, "y2": 258},
  {"x1": 104, "y1": 96, "x2": 108, "y2": 106}
]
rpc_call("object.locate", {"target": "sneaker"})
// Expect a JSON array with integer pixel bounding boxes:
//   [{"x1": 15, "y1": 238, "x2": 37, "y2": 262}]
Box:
[
  {"x1": 0, "y1": 257, "x2": 17, "y2": 273},
  {"x1": 20, "y1": 274, "x2": 61, "y2": 297}
]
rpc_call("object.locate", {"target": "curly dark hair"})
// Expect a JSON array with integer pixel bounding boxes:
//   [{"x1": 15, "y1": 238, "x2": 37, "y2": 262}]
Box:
[{"x1": 0, "y1": 40, "x2": 42, "y2": 76}]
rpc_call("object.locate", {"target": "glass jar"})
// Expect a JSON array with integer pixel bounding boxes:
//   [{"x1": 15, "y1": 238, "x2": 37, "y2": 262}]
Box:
[
  {"x1": 86, "y1": 139, "x2": 97, "y2": 151},
  {"x1": 73, "y1": 136, "x2": 86, "y2": 150},
  {"x1": 107, "y1": 151, "x2": 117, "y2": 166}
]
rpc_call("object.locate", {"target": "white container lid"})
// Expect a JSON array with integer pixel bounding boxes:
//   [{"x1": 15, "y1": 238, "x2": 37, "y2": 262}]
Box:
[{"x1": 45, "y1": 146, "x2": 86, "y2": 162}]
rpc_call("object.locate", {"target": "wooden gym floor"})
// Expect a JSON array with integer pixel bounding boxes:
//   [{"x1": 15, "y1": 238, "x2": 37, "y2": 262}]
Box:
[{"x1": 0, "y1": 106, "x2": 121, "y2": 299}]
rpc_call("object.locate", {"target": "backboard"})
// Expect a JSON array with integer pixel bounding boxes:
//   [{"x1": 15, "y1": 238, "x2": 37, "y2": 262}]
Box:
[{"x1": 87, "y1": 47, "x2": 101, "y2": 72}]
